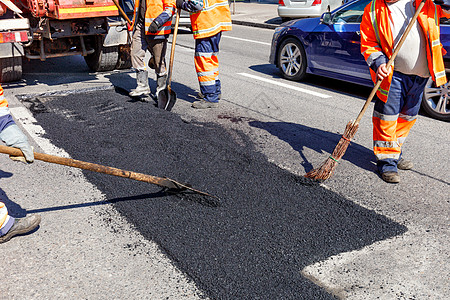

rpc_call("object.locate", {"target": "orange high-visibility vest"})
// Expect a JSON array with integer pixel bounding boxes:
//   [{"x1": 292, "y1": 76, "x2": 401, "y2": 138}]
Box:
[
  {"x1": 130, "y1": 0, "x2": 175, "y2": 36},
  {"x1": 0, "y1": 85, "x2": 9, "y2": 118},
  {"x1": 360, "y1": 0, "x2": 449, "y2": 102},
  {"x1": 190, "y1": 0, "x2": 232, "y2": 39}
]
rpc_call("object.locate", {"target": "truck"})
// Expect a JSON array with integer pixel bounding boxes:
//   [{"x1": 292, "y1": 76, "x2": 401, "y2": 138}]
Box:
[{"x1": 0, "y1": 0, "x2": 133, "y2": 82}]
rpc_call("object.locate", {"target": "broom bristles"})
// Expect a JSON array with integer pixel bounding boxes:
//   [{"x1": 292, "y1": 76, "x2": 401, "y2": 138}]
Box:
[{"x1": 305, "y1": 121, "x2": 359, "y2": 181}]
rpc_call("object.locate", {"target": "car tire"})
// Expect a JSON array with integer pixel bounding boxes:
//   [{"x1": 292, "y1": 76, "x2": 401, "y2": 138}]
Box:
[
  {"x1": 421, "y1": 78, "x2": 450, "y2": 121},
  {"x1": 277, "y1": 38, "x2": 307, "y2": 81}
]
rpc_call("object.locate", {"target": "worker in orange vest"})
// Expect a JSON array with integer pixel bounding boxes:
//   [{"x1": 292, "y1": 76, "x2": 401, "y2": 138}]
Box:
[
  {"x1": 177, "y1": 0, "x2": 232, "y2": 108},
  {"x1": 128, "y1": 0, "x2": 176, "y2": 101},
  {"x1": 0, "y1": 84, "x2": 40, "y2": 243},
  {"x1": 360, "y1": 0, "x2": 450, "y2": 183}
]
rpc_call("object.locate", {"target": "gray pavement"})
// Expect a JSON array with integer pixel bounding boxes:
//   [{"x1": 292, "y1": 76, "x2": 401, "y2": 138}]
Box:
[
  {"x1": 1, "y1": 6, "x2": 449, "y2": 300},
  {"x1": 230, "y1": 1, "x2": 283, "y2": 29}
]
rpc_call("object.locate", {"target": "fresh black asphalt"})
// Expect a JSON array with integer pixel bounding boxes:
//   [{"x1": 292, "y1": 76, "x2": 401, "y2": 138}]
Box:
[{"x1": 21, "y1": 88, "x2": 407, "y2": 299}]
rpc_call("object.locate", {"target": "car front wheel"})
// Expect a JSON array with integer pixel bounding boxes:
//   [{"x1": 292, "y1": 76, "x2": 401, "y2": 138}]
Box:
[
  {"x1": 422, "y1": 78, "x2": 450, "y2": 121},
  {"x1": 277, "y1": 38, "x2": 307, "y2": 81}
]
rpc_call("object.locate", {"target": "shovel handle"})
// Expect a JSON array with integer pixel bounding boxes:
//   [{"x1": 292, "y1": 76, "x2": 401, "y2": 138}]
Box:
[
  {"x1": 0, "y1": 144, "x2": 178, "y2": 189},
  {"x1": 353, "y1": 0, "x2": 426, "y2": 126},
  {"x1": 167, "y1": 8, "x2": 181, "y2": 89}
]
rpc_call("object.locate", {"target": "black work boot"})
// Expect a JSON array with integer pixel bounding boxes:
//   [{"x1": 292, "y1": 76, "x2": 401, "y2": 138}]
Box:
[
  {"x1": 381, "y1": 171, "x2": 400, "y2": 184},
  {"x1": 0, "y1": 214, "x2": 41, "y2": 243},
  {"x1": 397, "y1": 158, "x2": 413, "y2": 170},
  {"x1": 129, "y1": 70, "x2": 150, "y2": 97}
]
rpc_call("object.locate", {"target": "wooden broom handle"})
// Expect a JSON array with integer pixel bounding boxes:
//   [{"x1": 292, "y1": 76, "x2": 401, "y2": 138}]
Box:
[{"x1": 354, "y1": 0, "x2": 426, "y2": 125}]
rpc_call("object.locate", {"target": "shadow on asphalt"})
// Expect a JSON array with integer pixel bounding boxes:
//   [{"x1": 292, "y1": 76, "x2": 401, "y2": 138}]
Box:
[
  {"x1": 0, "y1": 187, "x2": 28, "y2": 218},
  {"x1": 249, "y1": 120, "x2": 375, "y2": 173},
  {"x1": 18, "y1": 89, "x2": 407, "y2": 299}
]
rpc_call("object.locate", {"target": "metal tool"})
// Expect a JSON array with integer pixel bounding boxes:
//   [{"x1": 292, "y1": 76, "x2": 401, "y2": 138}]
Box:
[{"x1": 157, "y1": 8, "x2": 180, "y2": 111}]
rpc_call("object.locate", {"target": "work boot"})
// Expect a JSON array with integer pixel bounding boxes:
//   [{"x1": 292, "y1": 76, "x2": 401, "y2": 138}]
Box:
[
  {"x1": 381, "y1": 171, "x2": 400, "y2": 184},
  {"x1": 197, "y1": 91, "x2": 221, "y2": 100},
  {"x1": 397, "y1": 158, "x2": 413, "y2": 170},
  {"x1": 129, "y1": 70, "x2": 150, "y2": 97},
  {"x1": 192, "y1": 99, "x2": 219, "y2": 109},
  {"x1": 0, "y1": 214, "x2": 41, "y2": 243}
]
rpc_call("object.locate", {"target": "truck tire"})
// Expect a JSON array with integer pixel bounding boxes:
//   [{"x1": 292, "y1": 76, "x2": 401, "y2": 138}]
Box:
[
  {"x1": 0, "y1": 56, "x2": 22, "y2": 83},
  {"x1": 84, "y1": 36, "x2": 119, "y2": 72}
]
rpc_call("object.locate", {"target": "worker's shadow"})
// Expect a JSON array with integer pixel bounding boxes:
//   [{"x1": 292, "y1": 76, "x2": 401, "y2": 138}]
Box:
[
  {"x1": 0, "y1": 170, "x2": 28, "y2": 218},
  {"x1": 106, "y1": 73, "x2": 199, "y2": 104},
  {"x1": 248, "y1": 120, "x2": 376, "y2": 173}
]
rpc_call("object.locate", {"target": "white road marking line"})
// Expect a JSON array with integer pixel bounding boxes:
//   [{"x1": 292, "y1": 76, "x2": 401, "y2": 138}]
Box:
[
  {"x1": 10, "y1": 106, "x2": 71, "y2": 158},
  {"x1": 223, "y1": 35, "x2": 271, "y2": 46},
  {"x1": 238, "y1": 73, "x2": 332, "y2": 99}
]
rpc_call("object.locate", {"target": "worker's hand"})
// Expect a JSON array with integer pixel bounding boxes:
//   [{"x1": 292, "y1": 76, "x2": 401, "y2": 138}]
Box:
[
  {"x1": 176, "y1": 0, "x2": 184, "y2": 9},
  {"x1": 149, "y1": 20, "x2": 160, "y2": 33},
  {"x1": 0, "y1": 124, "x2": 34, "y2": 163},
  {"x1": 435, "y1": 0, "x2": 450, "y2": 10},
  {"x1": 376, "y1": 63, "x2": 391, "y2": 81}
]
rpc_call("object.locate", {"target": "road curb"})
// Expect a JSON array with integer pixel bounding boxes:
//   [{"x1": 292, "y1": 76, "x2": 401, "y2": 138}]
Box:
[{"x1": 232, "y1": 19, "x2": 279, "y2": 30}]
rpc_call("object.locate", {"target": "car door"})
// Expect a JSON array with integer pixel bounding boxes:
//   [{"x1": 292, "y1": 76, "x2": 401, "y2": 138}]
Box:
[{"x1": 307, "y1": 0, "x2": 372, "y2": 82}]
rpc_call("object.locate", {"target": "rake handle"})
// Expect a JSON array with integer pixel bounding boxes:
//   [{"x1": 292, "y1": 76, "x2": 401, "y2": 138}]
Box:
[
  {"x1": 0, "y1": 144, "x2": 178, "y2": 189},
  {"x1": 354, "y1": 0, "x2": 426, "y2": 125}
]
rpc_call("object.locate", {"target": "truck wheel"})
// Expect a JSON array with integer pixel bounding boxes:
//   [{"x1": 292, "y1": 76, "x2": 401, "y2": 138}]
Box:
[
  {"x1": 0, "y1": 57, "x2": 22, "y2": 83},
  {"x1": 84, "y1": 37, "x2": 119, "y2": 72}
]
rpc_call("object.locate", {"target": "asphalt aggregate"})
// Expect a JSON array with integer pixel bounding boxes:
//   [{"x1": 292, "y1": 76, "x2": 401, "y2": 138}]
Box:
[{"x1": 21, "y1": 88, "x2": 407, "y2": 299}]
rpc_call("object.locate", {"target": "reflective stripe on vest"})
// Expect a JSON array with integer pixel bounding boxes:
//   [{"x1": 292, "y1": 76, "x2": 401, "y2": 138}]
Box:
[
  {"x1": 0, "y1": 85, "x2": 9, "y2": 117},
  {"x1": 190, "y1": 0, "x2": 231, "y2": 39}
]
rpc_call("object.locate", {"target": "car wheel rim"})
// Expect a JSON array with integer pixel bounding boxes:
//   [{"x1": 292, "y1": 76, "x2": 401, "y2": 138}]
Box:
[
  {"x1": 423, "y1": 80, "x2": 450, "y2": 115},
  {"x1": 280, "y1": 43, "x2": 301, "y2": 77}
]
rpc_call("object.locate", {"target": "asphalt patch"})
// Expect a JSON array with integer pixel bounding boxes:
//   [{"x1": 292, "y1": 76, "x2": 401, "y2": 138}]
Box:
[{"x1": 23, "y1": 88, "x2": 407, "y2": 299}]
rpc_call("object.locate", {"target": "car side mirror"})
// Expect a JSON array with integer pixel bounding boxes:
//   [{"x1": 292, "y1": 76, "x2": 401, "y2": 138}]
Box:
[{"x1": 321, "y1": 12, "x2": 332, "y2": 25}]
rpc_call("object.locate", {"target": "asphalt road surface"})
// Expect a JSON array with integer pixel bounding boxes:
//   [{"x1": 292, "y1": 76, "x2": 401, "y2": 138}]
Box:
[
  {"x1": 19, "y1": 88, "x2": 405, "y2": 299},
  {"x1": 1, "y1": 24, "x2": 449, "y2": 299}
]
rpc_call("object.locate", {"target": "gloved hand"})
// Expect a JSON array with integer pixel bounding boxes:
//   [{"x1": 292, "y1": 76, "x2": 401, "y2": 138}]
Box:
[
  {"x1": 0, "y1": 124, "x2": 34, "y2": 163},
  {"x1": 435, "y1": 0, "x2": 450, "y2": 10},
  {"x1": 149, "y1": 20, "x2": 160, "y2": 33},
  {"x1": 176, "y1": 0, "x2": 184, "y2": 9}
]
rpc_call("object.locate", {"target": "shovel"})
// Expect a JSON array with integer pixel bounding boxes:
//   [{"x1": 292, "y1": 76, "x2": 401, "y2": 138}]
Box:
[
  {"x1": 157, "y1": 8, "x2": 181, "y2": 111},
  {"x1": 0, "y1": 145, "x2": 216, "y2": 198}
]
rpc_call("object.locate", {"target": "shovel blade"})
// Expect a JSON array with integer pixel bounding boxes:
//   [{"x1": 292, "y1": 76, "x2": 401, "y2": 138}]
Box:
[
  {"x1": 157, "y1": 89, "x2": 168, "y2": 110},
  {"x1": 165, "y1": 89, "x2": 177, "y2": 111},
  {"x1": 157, "y1": 88, "x2": 177, "y2": 111}
]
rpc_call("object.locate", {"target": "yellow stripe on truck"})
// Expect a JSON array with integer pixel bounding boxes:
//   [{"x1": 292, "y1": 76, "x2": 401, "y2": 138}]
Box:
[{"x1": 58, "y1": 5, "x2": 118, "y2": 14}]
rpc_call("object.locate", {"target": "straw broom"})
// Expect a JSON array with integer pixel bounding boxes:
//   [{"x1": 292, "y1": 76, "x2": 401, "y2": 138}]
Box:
[{"x1": 305, "y1": 0, "x2": 426, "y2": 181}]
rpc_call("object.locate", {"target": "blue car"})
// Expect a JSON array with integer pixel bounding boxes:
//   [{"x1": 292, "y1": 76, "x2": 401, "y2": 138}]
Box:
[{"x1": 269, "y1": 0, "x2": 450, "y2": 121}]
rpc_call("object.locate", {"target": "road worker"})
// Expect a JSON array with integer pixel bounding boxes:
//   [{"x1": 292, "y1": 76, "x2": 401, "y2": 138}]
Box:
[
  {"x1": 0, "y1": 84, "x2": 40, "y2": 243},
  {"x1": 128, "y1": 0, "x2": 176, "y2": 100},
  {"x1": 176, "y1": 0, "x2": 232, "y2": 108},
  {"x1": 360, "y1": 0, "x2": 450, "y2": 183}
]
